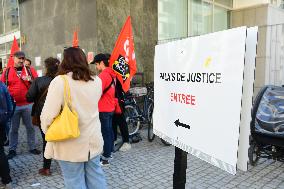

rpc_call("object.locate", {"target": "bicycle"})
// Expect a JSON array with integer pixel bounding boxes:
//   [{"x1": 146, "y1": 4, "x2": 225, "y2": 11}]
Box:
[{"x1": 124, "y1": 83, "x2": 153, "y2": 136}]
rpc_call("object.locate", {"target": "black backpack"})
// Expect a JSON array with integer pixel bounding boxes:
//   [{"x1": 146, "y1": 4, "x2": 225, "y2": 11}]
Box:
[{"x1": 114, "y1": 79, "x2": 126, "y2": 106}]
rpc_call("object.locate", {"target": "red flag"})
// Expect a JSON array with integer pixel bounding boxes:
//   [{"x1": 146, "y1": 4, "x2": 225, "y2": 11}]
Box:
[
  {"x1": 109, "y1": 16, "x2": 137, "y2": 92},
  {"x1": 72, "y1": 30, "x2": 79, "y2": 47},
  {"x1": 7, "y1": 36, "x2": 20, "y2": 67}
]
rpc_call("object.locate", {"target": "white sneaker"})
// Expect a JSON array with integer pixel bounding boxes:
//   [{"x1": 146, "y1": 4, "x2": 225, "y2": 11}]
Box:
[
  {"x1": 0, "y1": 183, "x2": 5, "y2": 189},
  {"x1": 100, "y1": 159, "x2": 110, "y2": 166},
  {"x1": 119, "y1": 143, "x2": 131, "y2": 152}
]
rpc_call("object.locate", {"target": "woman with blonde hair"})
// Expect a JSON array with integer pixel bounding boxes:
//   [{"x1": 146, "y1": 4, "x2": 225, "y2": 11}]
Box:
[{"x1": 41, "y1": 47, "x2": 107, "y2": 189}]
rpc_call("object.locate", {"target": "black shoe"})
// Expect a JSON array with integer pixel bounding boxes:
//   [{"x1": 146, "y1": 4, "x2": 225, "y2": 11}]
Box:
[
  {"x1": 100, "y1": 159, "x2": 110, "y2": 166},
  {"x1": 7, "y1": 150, "x2": 16, "y2": 159},
  {"x1": 29, "y1": 149, "x2": 41, "y2": 155}
]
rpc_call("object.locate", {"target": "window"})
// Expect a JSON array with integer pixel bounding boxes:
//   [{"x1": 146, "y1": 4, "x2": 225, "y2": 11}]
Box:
[
  {"x1": 189, "y1": 0, "x2": 213, "y2": 36},
  {"x1": 214, "y1": 5, "x2": 230, "y2": 32},
  {"x1": 0, "y1": 43, "x2": 5, "y2": 52},
  {"x1": 215, "y1": 0, "x2": 233, "y2": 8},
  {"x1": 158, "y1": 0, "x2": 188, "y2": 40},
  {"x1": 158, "y1": 0, "x2": 231, "y2": 41},
  {"x1": 4, "y1": 0, "x2": 19, "y2": 33}
]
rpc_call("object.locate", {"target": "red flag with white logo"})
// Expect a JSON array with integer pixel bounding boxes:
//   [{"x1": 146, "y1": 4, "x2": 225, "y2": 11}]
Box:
[
  {"x1": 7, "y1": 36, "x2": 20, "y2": 67},
  {"x1": 109, "y1": 16, "x2": 137, "y2": 92}
]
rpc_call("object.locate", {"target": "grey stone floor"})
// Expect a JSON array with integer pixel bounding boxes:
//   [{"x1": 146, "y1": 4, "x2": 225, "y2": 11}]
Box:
[{"x1": 5, "y1": 126, "x2": 284, "y2": 189}]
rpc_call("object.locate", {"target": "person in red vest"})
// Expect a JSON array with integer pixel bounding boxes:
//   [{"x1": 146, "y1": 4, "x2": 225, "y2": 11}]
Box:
[{"x1": 0, "y1": 51, "x2": 41, "y2": 159}]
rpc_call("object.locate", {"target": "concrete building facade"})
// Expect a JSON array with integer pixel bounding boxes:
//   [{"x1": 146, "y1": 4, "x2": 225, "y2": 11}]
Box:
[
  {"x1": 232, "y1": 4, "x2": 284, "y2": 93},
  {"x1": 17, "y1": 0, "x2": 157, "y2": 81}
]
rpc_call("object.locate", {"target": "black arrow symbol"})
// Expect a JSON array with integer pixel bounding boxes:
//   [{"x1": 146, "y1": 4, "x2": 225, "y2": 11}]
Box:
[{"x1": 174, "y1": 119, "x2": 190, "y2": 130}]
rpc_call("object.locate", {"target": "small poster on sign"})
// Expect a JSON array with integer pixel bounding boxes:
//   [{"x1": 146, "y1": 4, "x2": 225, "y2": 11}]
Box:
[{"x1": 35, "y1": 57, "x2": 41, "y2": 66}]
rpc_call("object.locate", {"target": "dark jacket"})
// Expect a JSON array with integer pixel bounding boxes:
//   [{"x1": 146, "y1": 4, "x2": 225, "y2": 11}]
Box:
[
  {"x1": 0, "y1": 122, "x2": 5, "y2": 146},
  {"x1": 0, "y1": 81, "x2": 14, "y2": 123},
  {"x1": 26, "y1": 76, "x2": 53, "y2": 117},
  {"x1": 115, "y1": 79, "x2": 126, "y2": 111},
  {"x1": 0, "y1": 82, "x2": 14, "y2": 145}
]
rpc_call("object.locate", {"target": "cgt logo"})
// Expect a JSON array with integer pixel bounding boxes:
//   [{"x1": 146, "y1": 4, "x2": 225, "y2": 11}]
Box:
[{"x1": 112, "y1": 55, "x2": 130, "y2": 82}]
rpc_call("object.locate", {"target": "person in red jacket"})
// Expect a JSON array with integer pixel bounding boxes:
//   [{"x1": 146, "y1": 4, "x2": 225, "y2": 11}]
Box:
[
  {"x1": 92, "y1": 53, "x2": 116, "y2": 166},
  {"x1": 0, "y1": 51, "x2": 41, "y2": 159}
]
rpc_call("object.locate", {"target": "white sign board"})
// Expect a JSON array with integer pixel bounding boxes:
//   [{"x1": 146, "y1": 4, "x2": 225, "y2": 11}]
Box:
[
  {"x1": 237, "y1": 27, "x2": 258, "y2": 171},
  {"x1": 154, "y1": 27, "x2": 249, "y2": 175}
]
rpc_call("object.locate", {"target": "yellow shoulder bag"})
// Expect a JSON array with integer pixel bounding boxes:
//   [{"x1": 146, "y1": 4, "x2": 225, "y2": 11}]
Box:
[{"x1": 45, "y1": 75, "x2": 80, "y2": 142}]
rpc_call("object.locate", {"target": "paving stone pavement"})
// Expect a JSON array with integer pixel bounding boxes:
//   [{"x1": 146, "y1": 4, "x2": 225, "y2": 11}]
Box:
[{"x1": 4, "y1": 125, "x2": 284, "y2": 189}]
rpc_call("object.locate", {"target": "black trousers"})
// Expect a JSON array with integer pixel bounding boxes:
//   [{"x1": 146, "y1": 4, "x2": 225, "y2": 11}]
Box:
[
  {"x1": 0, "y1": 123, "x2": 12, "y2": 184},
  {"x1": 40, "y1": 128, "x2": 51, "y2": 169},
  {"x1": 112, "y1": 113, "x2": 129, "y2": 143}
]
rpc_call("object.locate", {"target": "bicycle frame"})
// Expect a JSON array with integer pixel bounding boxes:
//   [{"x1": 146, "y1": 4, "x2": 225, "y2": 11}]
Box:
[{"x1": 125, "y1": 95, "x2": 151, "y2": 124}]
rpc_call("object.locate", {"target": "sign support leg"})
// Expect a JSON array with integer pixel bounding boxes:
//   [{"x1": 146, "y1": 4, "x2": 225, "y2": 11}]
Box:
[{"x1": 173, "y1": 147, "x2": 187, "y2": 189}]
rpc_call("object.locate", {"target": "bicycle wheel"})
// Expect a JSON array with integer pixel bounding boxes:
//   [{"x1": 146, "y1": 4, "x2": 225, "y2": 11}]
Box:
[
  {"x1": 248, "y1": 143, "x2": 260, "y2": 166},
  {"x1": 148, "y1": 114, "x2": 156, "y2": 142},
  {"x1": 147, "y1": 100, "x2": 154, "y2": 121},
  {"x1": 124, "y1": 105, "x2": 140, "y2": 136},
  {"x1": 147, "y1": 104, "x2": 155, "y2": 142}
]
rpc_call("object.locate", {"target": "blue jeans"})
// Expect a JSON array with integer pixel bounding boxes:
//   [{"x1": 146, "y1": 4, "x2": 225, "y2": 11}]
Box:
[
  {"x1": 9, "y1": 104, "x2": 36, "y2": 151},
  {"x1": 99, "y1": 112, "x2": 114, "y2": 160},
  {"x1": 58, "y1": 156, "x2": 107, "y2": 189}
]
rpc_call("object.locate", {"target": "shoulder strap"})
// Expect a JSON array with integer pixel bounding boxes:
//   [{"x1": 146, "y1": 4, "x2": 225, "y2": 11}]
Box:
[
  {"x1": 103, "y1": 77, "x2": 114, "y2": 94},
  {"x1": 16, "y1": 69, "x2": 30, "y2": 89},
  {"x1": 26, "y1": 67, "x2": 34, "y2": 80},
  {"x1": 60, "y1": 75, "x2": 72, "y2": 105},
  {"x1": 38, "y1": 87, "x2": 49, "y2": 103},
  {"x1": 5, "y1": 67, "x2": 10, "y2": 86}
]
